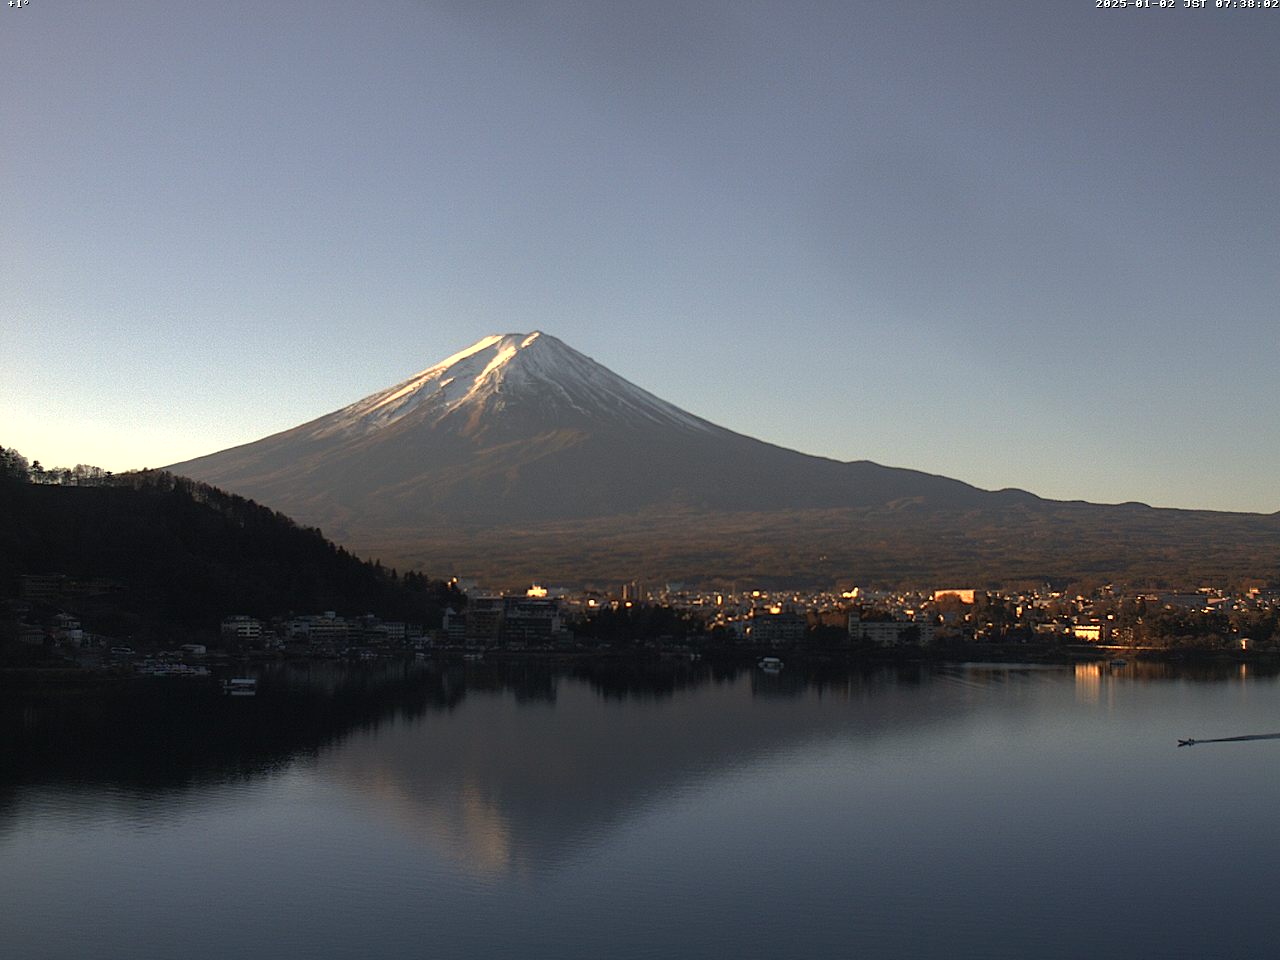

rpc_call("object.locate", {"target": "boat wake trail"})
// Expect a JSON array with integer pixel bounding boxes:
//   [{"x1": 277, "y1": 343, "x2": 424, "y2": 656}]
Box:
[{"x1": 1178, "y1": 733, "x2": 1280, "y2": 748}]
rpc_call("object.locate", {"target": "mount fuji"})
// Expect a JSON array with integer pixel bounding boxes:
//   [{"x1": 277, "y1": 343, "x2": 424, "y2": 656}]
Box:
[{"x1": 168, "y1": 333, "x2": 1280, "y2": 586}]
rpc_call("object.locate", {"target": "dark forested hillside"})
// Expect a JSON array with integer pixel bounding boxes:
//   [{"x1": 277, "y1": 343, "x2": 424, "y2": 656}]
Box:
[{"x1": 0, "y1": 469, "x2": 459, "y2": 639}]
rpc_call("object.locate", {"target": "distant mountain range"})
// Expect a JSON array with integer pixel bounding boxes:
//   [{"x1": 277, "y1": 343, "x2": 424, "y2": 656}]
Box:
[{"x1": 168, "y1": 333, "x2": 1280, "y2": 588}]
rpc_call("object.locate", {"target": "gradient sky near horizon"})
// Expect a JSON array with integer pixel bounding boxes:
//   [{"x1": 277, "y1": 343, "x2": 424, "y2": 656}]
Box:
[{"x1": 3, "y1": 1, "x2": 1277, "y2": 512}]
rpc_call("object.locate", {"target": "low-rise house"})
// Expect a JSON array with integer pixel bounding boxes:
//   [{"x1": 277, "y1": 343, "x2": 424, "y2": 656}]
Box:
[
  {"x1": 51, "y1": 612, "x2": 84, "y2": 646},
  {"x1": 18, "y1": 622, "x2": 45, "y2": 645},
  {"x1": 1070, "y1": 623, "x2": 1109, "y2": 643}
]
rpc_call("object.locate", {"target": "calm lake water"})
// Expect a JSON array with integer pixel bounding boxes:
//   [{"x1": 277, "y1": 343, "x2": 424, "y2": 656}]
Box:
[{"x1": 4, "y1": 659, "x2": 1280, "y2": 959}]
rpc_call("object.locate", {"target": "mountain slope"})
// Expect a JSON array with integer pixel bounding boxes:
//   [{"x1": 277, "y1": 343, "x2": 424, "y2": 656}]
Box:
[
  {"x1": 168, "y1": 332, "x2": 1280, "y2": 586},
  {"x1": 170, "y1": 332, "x2": 1016, "y2": 531}
]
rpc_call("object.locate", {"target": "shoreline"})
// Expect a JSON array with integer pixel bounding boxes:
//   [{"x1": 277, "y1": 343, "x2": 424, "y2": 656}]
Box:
[{"x1": 4, "y1": 643, "x2": 1277, "y2": 687}]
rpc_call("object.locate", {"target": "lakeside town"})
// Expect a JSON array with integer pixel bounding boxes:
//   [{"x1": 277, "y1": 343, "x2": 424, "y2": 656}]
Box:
[
  {"x1": 6, "y1": 450, "x2": 1280, "y2": 678},
  {"x1": 8, "y1": 573, "x2": 1280, "y2": 678}
]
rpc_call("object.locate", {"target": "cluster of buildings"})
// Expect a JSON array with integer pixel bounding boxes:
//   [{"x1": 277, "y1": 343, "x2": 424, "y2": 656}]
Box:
[
  {"x1": 11, "y1": 572, "x2": 1280, "y2": 661},
  {"x1": 220, "y1": 612, "x2": 425, "y2": 654},
  {"x1": 217, "y1": 595, "x2": 573, "y2": 654},
  {"x1": 681, "y1": 582, "x2": 1280, "y2": 649},
  {"x1": 441, "y1": 594, "x2": 569, "y2": 646},
  {"x1": 432, "y1": 580, "x2": 1280, "y2": 651},
  {"x1": 439, "y1": 582, "x2": 940, "y2": 648}
]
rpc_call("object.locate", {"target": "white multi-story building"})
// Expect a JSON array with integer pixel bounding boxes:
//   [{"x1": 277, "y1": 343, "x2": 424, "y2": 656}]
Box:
[
  {"x1": 848, "y1": 609, "x2": 935, "y2": 646},
  {"x1": 221, "y1": 615, "x2": 262, "y2": 642}
]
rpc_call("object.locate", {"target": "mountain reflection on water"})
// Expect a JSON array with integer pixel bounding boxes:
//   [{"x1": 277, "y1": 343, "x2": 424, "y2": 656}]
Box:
[
  {"x1": 4, "y1": 658, "x2": 1272, "y2": 868},
  {"x1": 6, "y1": 658, "x2": 1280, "y2": 960}
]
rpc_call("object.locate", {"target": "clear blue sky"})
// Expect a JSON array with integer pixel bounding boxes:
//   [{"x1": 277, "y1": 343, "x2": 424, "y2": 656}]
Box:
[{"x1": 4, "y1": 1, "x2": 1276, "y2": 512}]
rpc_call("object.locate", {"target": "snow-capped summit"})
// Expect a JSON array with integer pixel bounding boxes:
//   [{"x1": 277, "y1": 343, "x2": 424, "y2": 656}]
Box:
[{"x1": 314, "y1": 332, "x2": 713, "y2": 440}]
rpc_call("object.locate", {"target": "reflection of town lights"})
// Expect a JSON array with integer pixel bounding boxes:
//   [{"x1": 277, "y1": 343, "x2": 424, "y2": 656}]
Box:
[{"x1": 1074, "y1": 662, "x2": 1102, "y2": 704}]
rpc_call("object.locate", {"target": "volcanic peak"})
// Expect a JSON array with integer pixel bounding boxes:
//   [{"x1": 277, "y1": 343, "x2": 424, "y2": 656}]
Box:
[{"x1": 314, "y1": 331, "x2": 714, "y2": 439}]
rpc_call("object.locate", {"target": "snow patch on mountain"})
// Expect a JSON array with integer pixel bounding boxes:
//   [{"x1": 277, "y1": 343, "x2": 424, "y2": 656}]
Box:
[{"x1": 312, "y1": 331, "x2": 716, "y2": 438}]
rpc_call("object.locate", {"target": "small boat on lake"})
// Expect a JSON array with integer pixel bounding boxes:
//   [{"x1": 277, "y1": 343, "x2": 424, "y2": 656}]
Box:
[{"x1": 758, "y1": 656, "x2": 784, "y2": 672}]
